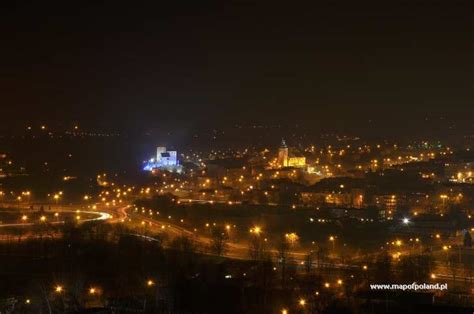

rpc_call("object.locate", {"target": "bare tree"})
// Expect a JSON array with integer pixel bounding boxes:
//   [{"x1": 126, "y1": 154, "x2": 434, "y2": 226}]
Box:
[
  {"x1": 249, "y1": 235, "x2": 267, "y2": 261},
  {"x1": 209, "y1": 226, "x2": 228, "y2": 256},
  {"x1": 304, "y1": 251, "x2": 313, "y2": 274},
  {"x1": 276, "y1": 236, "x2": 289, "y2": 285},
  {"x1": 463, "y1": 231, "x2": 472, "y2": 248},
  {"x1": 448, "y1": 253, "x2": 458, "y2": 287}
]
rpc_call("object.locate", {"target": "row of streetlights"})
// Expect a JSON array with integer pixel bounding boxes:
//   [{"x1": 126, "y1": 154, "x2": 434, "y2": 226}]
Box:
[
  {"x1": 52, "y1": 278, "x2": 156, "y2": 296},
  {"x1": 281, "y1": 279, "x2": 346, "y2": 313}
]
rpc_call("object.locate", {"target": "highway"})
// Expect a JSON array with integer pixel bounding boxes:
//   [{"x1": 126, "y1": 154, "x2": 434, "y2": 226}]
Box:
[
  {"x1": 0, "y1": 209, "x2": 112, "y2": 228},
  {"x1": 124, "y1": 206, "x2": 362, "y2": 270},
  {"x1": 1, "y1": 201, "x2": 471, "y2": 283}
]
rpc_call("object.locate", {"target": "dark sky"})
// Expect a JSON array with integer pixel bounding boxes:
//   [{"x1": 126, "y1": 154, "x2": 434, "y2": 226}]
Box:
[{"x1": 0, "y1": 1, "x2": 472, "y2": 132}]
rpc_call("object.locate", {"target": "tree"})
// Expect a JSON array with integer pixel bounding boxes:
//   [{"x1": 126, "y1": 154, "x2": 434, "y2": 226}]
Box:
[
  {"x1": 316, "y1": 246, "x2": 328, "y2": 272},
  {"x1": 461, "y1": 249, "x2": 473, "y2": 288},
  {"x1": 397, "y1": 254, "x2": 432, "y2": 282},
  {"x1": 249, "y1": 235, "x2": 268, "y2": 261},
  {"x1": 463, "y1": 231, "x2": 472, "y2": 248},
  {"x1": 275, "y1": 236, "x2": 290, "y2": 285},
  {"x1": 209, "y1": 226, "x2": 228, "y2": 256},
  {"x1": 171, "y1": 236, "x2": 195, "y2": 254},
  {"x1": 256, "y1": 192, "x2": 269, "y2": 205},
  {"x1": 448, "y1": 253, "x2": 458, "y2": 286},
  {"x1": 304, "y1": 252, "x2": 314, "y2": 274},
  {"x1": 374, "y1": 251, "x2": 392, "y2": 282}
]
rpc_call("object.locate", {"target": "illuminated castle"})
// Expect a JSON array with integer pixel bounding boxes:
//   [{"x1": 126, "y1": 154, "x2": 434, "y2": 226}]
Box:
[
  {"x1": 277, "y1": 139, "x2": 306, "y2": 168},
  {"x1": 143, "y1": 146, "x2": 182, "y2": 172}
]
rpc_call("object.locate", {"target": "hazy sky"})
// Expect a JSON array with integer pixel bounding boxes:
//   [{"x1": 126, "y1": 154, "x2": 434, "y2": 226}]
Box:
[{"x1": 1, "y1": 1, "x2": 472, "y2": 131}]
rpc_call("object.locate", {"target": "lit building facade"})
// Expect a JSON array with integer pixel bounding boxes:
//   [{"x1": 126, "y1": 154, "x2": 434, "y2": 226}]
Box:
[
  {"x1": 276, "y1": 139, "x2": 306, "y2": 168},
  {"x1": 277, "y1": 139, "x2": 289, "y2": 167},
  {"x1": 144, "y1": 146, "x2": 182, "y2": 172}
]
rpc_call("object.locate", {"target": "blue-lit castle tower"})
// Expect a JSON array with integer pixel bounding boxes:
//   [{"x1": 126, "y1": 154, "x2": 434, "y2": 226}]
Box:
[{"x1": 144, "y1": 146, "x2": 182, "y2": 172}]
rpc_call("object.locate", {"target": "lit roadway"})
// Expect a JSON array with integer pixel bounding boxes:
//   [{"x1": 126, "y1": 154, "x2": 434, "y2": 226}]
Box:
[
  {"x1": 120, "y1": 206, "x2": 474, "y2": 283},
  {"x1": 1, "y1": 201, "x2": 471, "y2": 282},
  {"x1": 0, "y1": 202, "x2": 117, "y2": 242},
  {"x1": 124, "y1": 206, "x2": 358, "y2": 270},
  {"x1": 0, "y1": 210, "x2": 111, "y2": 228},
  {"x1": 0, "y1": 202, "x2": 119, "y2": 230}
]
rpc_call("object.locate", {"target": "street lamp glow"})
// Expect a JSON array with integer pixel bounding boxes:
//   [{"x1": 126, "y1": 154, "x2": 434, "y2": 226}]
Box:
[
  {"x1": 299, "y1": 298, "x2": 306, "y2": 306},
  {"x1": 55, "y1": 285, "x2": 63, "y2": 293},
  {"x1": 146, "y1": 279, "x2": 155, "y2": 287},
  {"x1": 402, "y1": 217, "x2": 410, "y2": 225},
  {"x1": 285, "y1": 232, "x2": 299, "y2": 244}
]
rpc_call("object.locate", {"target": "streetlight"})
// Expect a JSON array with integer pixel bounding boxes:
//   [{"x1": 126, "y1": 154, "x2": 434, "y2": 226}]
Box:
[
  {"x1": 22, "y1": 191, "x2": 31, "y2": 205},
  {"x1": 54, "y1": 285, "x2": 63, "y2": 293},
  {"x1": 329, "y1": 235, "x2": 336, "y2": 252},
  {"x1": 299, "y1": 298, "x2": 306, "y2": 306},
  {"x1": 442, "y1": 245, "x2": 450, "y2": 264},
  {"x1": 285, "y1": 232, "x2": 299, "y2": 246},
  {"x1": 53, "y1": 192, "x2": 63, "y2": 207},
  {"x1": 146, "y1": 279, "x2": 155, "y2": 287},
  {"x1": 250, "y1": 226, "x2": 262, "y2": 235}
]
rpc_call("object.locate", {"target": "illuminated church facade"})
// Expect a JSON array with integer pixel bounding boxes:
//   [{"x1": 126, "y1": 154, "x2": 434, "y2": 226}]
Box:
[{"x1": 277, "y1": 139, "x2": 306, "y2": 168}]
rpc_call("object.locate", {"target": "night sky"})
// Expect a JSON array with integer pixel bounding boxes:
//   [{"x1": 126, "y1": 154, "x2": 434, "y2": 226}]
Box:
[{"x1": 1, "y1": 1, "x2": 472, "y2": 132}]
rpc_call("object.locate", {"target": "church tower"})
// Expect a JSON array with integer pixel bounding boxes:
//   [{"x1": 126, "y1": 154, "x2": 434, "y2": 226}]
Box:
[{"x1": 277, "y1": 139, "x2": 289, "y2": 168}]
